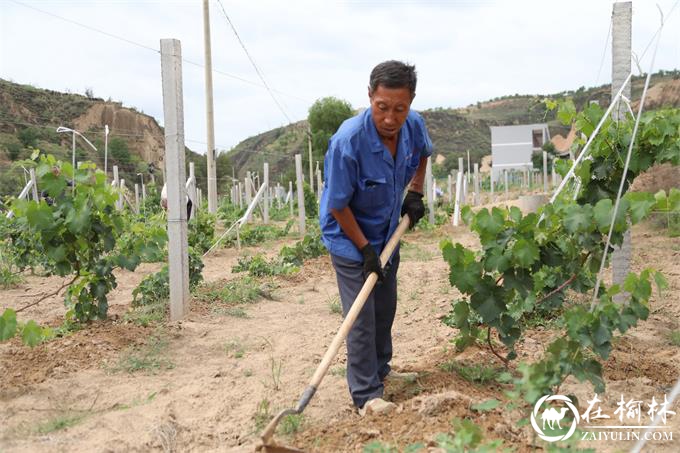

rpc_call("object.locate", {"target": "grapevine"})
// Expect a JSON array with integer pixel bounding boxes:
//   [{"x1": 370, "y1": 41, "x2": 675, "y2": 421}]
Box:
[
  {"x1": 442, "y1": 103, "x2": 680, "y2": 402},
  {"x1": 0, "y1": 154, "x2": 167, "y2": 346}
]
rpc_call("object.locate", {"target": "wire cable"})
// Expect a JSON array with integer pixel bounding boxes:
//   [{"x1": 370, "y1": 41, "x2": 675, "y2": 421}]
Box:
[
  {"x1": 214, "y1": 0, "x2": 293, "y2": 124},
  {"x1": 7, "y1": 0, "x2": 309, "y2": 104}
]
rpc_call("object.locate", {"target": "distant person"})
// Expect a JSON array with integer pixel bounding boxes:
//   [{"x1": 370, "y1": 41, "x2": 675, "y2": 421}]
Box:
[
  {"x1": 319, "y1": 60, "x2": 433, "y2": 416},
  {"x1": 160, "y1": 183, "x2": 193, "y2": 219}
]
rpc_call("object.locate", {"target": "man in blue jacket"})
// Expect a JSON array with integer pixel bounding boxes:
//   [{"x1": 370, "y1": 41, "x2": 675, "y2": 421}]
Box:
[{"x1": 319, "y1": 60, "x2": 433, "y2": 416}]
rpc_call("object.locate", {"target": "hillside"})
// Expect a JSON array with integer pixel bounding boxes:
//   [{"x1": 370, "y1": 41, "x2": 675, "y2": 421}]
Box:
[
  {"x1": 228, "y1": 70, "x2": 680, "y2": 178},
  {"x1": 0, "y1": 79, "x2": 229, "y2": 197},
  {"x1": 1, "y1": 71, "x2": 679, "y2": 197}
]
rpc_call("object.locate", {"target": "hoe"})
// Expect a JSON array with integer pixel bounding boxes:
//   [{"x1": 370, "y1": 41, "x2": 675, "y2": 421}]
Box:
[{"x1": 256, "y1": 215, "x2": 410, "y2": 452}]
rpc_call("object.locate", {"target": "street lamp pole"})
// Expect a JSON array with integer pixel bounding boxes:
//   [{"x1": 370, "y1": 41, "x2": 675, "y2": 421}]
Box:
[
  {"x1": 56, "y1": 126, "x2": 98, "y2": 191},
  {"x1": 104, "y1": 125, "x2": 109, "y2": 180}
]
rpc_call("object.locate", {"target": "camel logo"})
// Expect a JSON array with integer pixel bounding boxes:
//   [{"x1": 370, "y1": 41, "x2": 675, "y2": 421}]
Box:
[{"x1": 530, "y1": 394, "x2": 580, "y2": 442}]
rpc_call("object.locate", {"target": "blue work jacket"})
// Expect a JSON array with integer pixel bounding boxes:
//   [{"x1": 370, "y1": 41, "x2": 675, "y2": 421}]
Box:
[{"x1": 319, "y1": 108, "x2": 433, "y2": 262}]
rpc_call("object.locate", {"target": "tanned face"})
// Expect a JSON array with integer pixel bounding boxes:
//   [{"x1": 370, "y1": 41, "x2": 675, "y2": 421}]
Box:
[{"x1": 368, "y1": 85, "x2": 413, "y2": 141}]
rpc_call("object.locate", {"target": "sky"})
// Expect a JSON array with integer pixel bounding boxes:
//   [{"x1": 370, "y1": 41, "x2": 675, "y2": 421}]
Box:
[{"x1": 1, "y1": 0, "x2": 680, "y2": 155}]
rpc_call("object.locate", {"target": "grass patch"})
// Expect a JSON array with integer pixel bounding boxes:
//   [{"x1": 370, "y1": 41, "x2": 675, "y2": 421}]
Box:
[
  {"x1": 124, "y1": 300, "x2": 166, "y2": 327},
  {"x1": 330, "y1": 366, "x2": 346, "y2": 377},
  {"x1": 225, "y1": 340, "x2": 245, "y2": 358},
  {"x1": 196, "y1": 276, "x2": 274, "y2": 305},
  {"x1": 439, "y1": 362, "x2": 499, "y2": 384},
  {"x1": 279, "y1": 414, "x2": 305, "y2": 435},
  {"x1": 0, "y1": 264, "x2": 23, "y2": 289},
  {"x1": 253, "y1": 398, "x2": 272, "y2": 433},
  {"x1": 400, "y1": 241, "x2": 435, "y2": 261},
  {"x1": 520, "y1": 305, "x2": 564, "y2": 330},
  {"x1": 328, "y1": 296, "x2": 342, "y2": 315},
  {"x1": 214, "y1": 306, "x2": 249, "y2": 318},
  {"x1": 109, "y1": 332, "x2": 174, "y2": 374},
  {"x1": 668, "y1": 330, "x2": 680, "y2": 347},
  {"x1": 35, "y1": 412, "x2": 87, "y2": 434}
]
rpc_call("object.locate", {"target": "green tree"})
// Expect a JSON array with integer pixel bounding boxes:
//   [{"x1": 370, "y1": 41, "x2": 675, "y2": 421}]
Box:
[
  {"x1": 307, "y1": 97, "x2": 353, "y2": 163},
  {"x1": 17, "y1": 127, "x2": 40, "y2": 148}
]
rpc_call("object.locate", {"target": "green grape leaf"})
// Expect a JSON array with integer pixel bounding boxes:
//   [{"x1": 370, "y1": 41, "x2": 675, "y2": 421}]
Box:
[
  {"x1": 593, "y1": 198, "x2": 613, "y2": 232},
  {"x1": 557, "y1": 99, "x2": 576, "y2": 125},
  {"x1": 25, "y1": 201, "x2": 54, "y2": 230},
  {"x1": 624, "y1": 192, "x2": 656, "y2": 224},
  {"x1": 563, "y1": 204, "x2": 593, "y2": 233},
  {"x1": 471, "y1": 399, "x2": 500, "y2": 412},
  {"x1": 0, "y1": 309, "x2": 18, "y2": 341},
  {"x1": 21, "y1": 320, "x2": 43, "y2": 347},
  {"x1": 66, "y1": 203, "x2": 91, "y2": 234},
  {"x1": 473, "y1": 208, "x2": 504, "y2": 237},
  {"x1": 512, "y1": 238, "x2": 539, "y2": 268}
]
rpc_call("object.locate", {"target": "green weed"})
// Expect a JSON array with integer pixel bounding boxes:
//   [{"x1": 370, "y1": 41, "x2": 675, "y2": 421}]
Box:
[
  {"x1": 668, "y1": 330, "x2": 680, "y2": 346},
  {"x1": 35, "y1": 412, "x2": 87, "y2": 434},
  {"x1": 279, "y1": 414, "x2": 305, "y2": 435},
  {"x1": 363, "y1": 441, "x2": 398, "y2": 453},
  {"x1": 225, "y1": 340, "x2": 245, "y2": 358},
  {"x1": 253, "y1": 398, "x2": 272, "y2": 432},
  {"x1": 328, "y1": 296, "x2": 342, "y2": 315},
  {"x1": 0, "y1": 264, "x2": 23, "y2": 289},
  {"x1": 124, "y1": 300, "x2": 166, "y2": 327},
  {"x1": 330, "y1": 366, "x2": 346, "y2": 377},
  {"x1": 196, "y1": 276, "x2": 274, "y2": 305},
  {"x1": 439, "y1": 362, "x2": 499, "y2": 384},
  {"x1": 400, "y1": 241, "x2": 434, "y2": 261}
]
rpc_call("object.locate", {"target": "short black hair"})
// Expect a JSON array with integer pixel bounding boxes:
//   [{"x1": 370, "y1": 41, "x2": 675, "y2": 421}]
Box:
[{"x1": 369, "y1": 60, "x2": 417, "y2": 97}]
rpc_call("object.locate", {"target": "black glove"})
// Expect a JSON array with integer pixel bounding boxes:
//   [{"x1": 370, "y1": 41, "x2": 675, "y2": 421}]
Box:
[
  {"x1": 360, "y1": 243, "x2": 384, "y2": 282},
  {"x1": 401, "y1": 190, "x2": 425, "y2": 229}
]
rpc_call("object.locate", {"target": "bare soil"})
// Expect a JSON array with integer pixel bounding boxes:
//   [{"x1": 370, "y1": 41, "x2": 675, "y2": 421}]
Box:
[{"x1": 0, "y1": 217, "x2": 678, "y2": 453}]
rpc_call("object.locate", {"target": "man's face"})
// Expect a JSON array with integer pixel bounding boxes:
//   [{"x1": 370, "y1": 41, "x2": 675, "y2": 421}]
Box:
[{"x1": 369, "y1": 85, "x2": 413, "y2": 140}]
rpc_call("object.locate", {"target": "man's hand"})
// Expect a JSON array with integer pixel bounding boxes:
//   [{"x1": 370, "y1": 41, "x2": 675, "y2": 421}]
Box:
[
  {"x1": 401, "y1": 190, "x2": 425, "y2": 229},
  {"x1": 361, "y1": 243, "x2": 384, "y2": 282}
]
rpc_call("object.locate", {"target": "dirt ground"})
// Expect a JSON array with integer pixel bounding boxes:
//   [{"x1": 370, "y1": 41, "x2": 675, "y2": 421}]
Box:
[{"x1": 0, "y1": 209, "x2": 678, "y2": 452}]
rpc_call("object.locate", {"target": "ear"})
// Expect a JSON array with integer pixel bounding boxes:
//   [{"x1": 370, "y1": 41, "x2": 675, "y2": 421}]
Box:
[{"x1": 367, "y1": 86, "x2": 373, "y2": 99}]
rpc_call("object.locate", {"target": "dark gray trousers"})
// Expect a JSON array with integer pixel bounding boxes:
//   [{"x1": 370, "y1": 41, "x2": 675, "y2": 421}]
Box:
[{"x1": 330, "y1": 252, "x2": 400, "y2": 408}]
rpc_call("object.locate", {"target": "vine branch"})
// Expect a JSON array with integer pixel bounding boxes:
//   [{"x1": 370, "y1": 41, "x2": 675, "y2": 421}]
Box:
[
  {"x1": 487, "y1": 327, "x2": 509, "y2": 367},
  {"x1": 16, "y1": 274, "x2": 78, "y2": 313}
]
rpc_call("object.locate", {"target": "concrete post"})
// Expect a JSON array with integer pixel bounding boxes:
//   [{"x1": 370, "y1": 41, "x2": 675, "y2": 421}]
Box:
[
  {"x1": 160, "y1": 38, "x2": 189, "y2": 321},
  {"x1": 308, "y1": 128, "x2": 314, "y2": 194},
  {"x1": 295, "y1": 154, "x2": 306, "y2": 235},
  {"x1": 490, "y1": 171, "x2": 494, "y2": 201},
  {"x1": 119, "y1": 179, "x2": 125, "y2": 211},
  {"x1": 276, "y1": 182, "x2": 282, "y2": 209},
  {"x1": 447, "y1": 174, "x2": 452, "y2": 204},
  {"x1": 135, "y1": 183, "x2": 140, "y2": 214},
  {"x1": 238, "y1": 182, "x2": 243, "y2": 209},
  {"x1": 188, "y1": 162, "x2": 197, "y2": 219},
  {"x1": 473, "y1": 163, "x2": 480, "y2": 206},
  {"x1": 543, "y1": 151, "x2": 548, "y2": 193},
  {"x1": 316, "y1": 164, "x2": 323, "y2": 202},
  {"x1": 263, "y1": 163, "x2": 269, "y2": 224},
  {"x1": 612, "y1": 1, "x2": 633, "y2": 302},
  {"x1": 504, "y1": 170, "x2": 509, "y2": 201},
  {"x1": 113, "y1": 165, "x2": 121, "y2": 210},
  {"x1": 453, "y1": 170, "x2": 463, "y2": 226},
  {"x1": 29, "y1": 168, "x2": 39, "y2": 201},
  {"x1": 289, "y1": 181, "x2": 294, "y2": 217},
  {"x1": 425, "y1": 156, "x2": 434, "y2": 224}
]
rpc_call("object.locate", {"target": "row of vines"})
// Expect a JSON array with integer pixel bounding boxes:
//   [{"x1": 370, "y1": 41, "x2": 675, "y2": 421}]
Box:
[
  {"x1": 442, "y1": 102, "x2": 680, "y2": 407},
  {"x1": 0, "y1": 152, "x2": 323, "y2": 346}
]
